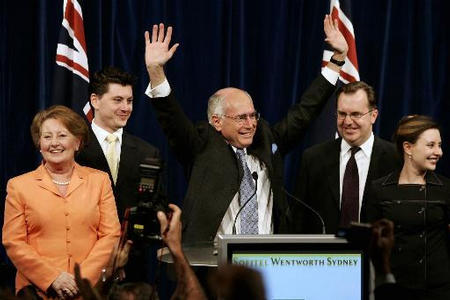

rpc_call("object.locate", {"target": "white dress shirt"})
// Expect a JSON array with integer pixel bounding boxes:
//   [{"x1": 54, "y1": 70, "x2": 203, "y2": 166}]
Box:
[
  {"x1": 91, "y1": 119, "x2": 124, "y2": 164},
  {"x1": 216, "y1": 146, "x2": 273, "y2": 238},
  {"x1": 145, "y1": 67, "x2": 340, "y2": 237},
  {"x1": 339, "y1": 132, "x2": 374, "y2": 219}
]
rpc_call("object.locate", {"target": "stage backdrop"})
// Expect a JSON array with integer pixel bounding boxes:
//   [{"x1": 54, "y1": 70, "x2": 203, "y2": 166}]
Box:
[{"x1": 1, "y1": 0, "x2": 449, "y2": 243}]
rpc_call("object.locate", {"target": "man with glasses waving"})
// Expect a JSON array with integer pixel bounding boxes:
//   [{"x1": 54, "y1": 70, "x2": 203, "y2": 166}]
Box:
[
  {"x1": 144, "y1": 15, "x2": 347, "y2": 243},
  {"x1": 293, "y1": 81, "x2": 400, "y2": 234}
]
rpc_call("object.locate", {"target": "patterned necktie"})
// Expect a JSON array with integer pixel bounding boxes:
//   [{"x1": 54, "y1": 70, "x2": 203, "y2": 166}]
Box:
[
  {"x1": 340, "y1": 146, "x2": 361, "y2": 228},
  {"x1": 236, "y1": 149, "x2": 258, "y2": 234},
  {"x1": 105, "y1": 134, "x2": 119, "y2": 184}
]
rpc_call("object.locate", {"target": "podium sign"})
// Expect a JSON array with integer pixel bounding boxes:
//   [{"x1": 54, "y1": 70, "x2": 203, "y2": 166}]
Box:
[{"x1": 217, "y1": 234, "x2": 367, "y2": 300}]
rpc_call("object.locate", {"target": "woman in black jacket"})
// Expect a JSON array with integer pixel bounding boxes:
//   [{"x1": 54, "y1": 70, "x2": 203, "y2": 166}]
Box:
[{"x1": 365, "y1": 115, "x2": 450, "y2": 300}]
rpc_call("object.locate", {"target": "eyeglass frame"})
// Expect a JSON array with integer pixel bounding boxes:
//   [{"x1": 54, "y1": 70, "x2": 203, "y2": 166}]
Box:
[
  {"x1": 336, "y1": 109, "x2": 375, "y2": 121},
  {"x1": 220, "y1": 111, "x2": 260, "y2": 124}
]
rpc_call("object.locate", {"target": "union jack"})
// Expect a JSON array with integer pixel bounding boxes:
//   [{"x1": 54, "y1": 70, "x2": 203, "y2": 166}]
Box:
[{"x1": 52, "y1": 0, "x2": 92, "y2": 121}]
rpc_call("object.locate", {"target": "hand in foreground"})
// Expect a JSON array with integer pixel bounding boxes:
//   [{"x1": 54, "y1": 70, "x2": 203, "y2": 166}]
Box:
[
  {"x1": 369, "y1": 218, "x2": 395, "y2": 274},
  {"x1": 324, "y1": 14, "x2": 348, "y2": 58},
  {"x1": 145, "y1": 23, "x2": 179, "y2": 69},
  {"x1": 51, "y1": 271, "x2": 79, "y2": 299},
  {"x1": 74, "y1": 263, "x2": 102, "y2": 300},
  {"x1": 157, "y1": 204, "x2": 182, "y2": 255}
]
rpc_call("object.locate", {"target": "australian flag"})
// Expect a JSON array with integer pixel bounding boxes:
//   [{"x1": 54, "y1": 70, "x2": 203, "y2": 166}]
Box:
[{"x1": 52, "y1": 0, "x2": 92, "y2": 121}]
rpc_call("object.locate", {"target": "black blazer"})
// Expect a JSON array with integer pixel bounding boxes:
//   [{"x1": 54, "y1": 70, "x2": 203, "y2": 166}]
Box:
[
  {"x1": 76, "y1": 129, "x2": 160, "y2": 219},
  {"x1": 151, "y1": 74, "x2": 335, "y2": 243},
  {"x1": 365, "y1": 171, "x2": 450, "y2": 294},
  {"x1": 293, "y1": 136, "x2": 399, "y2": 234}
]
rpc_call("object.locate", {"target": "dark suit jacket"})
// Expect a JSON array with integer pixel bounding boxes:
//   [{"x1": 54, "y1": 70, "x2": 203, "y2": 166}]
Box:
[
  {"x1": 151, "y1": 74, "x2": 335, "y2": 243},
  {"x1": 76, "y1": 129, "x2": 160, "y2": 219},
  {"x1": 365, "y1": 171, "x2": 450, "y2": 294},
  {"x1": 293, "y1": 136, "x2": 399, "y2": 234}
]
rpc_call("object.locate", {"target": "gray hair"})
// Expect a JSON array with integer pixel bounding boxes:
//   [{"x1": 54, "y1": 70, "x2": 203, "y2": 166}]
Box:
[
  {"x1": 207, "y1": 93, "x2": 226, "y2": 124},
  {"x1": 207, "y1": 89, "x2": 253, "y2": 124}
]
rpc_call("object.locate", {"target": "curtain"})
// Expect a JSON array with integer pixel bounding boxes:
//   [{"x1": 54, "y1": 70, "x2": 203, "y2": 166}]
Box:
[{"x1": 1, "y1": 0, "x2": 449, "y2": 259}]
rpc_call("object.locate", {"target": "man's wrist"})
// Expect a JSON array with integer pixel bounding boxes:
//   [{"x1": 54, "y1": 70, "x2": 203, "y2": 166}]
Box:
[
  {"x1": 331, "y1": 51, "x2": 346, "y2": 62},
  {"x1": 329, "y1": 56, "x2": 345, "y2": 67},
  {"x1": 146, "y1": 65, "x2": 166, "y2": 88}
]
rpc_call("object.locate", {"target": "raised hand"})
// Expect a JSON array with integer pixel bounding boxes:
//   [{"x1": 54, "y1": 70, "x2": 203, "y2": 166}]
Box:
[
  {"x1": 145, "y1": 23, "x2": 179, "y2": 69},
  {"x1": 324, "y1": 14, "x2": 348, "y2": 58}
]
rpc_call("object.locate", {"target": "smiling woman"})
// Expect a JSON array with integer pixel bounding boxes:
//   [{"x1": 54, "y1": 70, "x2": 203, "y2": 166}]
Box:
[
  {"x1": 2, "y1": 105, "x2": 120, "y2": 299},
  {"x1": 364, "y1": 115, "x2": 450, "y2": 300}
]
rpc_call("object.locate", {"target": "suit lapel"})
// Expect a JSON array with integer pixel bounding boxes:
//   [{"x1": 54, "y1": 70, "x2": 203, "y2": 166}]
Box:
[
  {"x1": 35, "y1": 165, "x2": 60, "y2": 196},
  {"x1": 80, "y1": 128, "x2": 113, "y2": 182},
  {"x1": 326, "y1": 138, "x2": 341, "y2": 209},
  {"x1": 34, "y1": 163, "x2": 86, "y2": 197},
  {"x1": 364, "y1": 137, "x2": 383, "y2": 196},
  {"x1": 247, "y1": 124, "x2": 273, "y2": 174},
  {"x1": 65, "y1": 164, "x2": 86, "y2": 197},
  {"x1": 84, "y1": 129, "x2": 112, "y2": 179},
  {"x1": 116, "y1": 132, "x2": 137, "y2": 186}
]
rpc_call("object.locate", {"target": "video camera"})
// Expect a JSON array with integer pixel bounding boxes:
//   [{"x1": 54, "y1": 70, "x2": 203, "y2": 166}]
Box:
[{"x1": 124, "y1": 157, "x2": 168, "y2": 243}]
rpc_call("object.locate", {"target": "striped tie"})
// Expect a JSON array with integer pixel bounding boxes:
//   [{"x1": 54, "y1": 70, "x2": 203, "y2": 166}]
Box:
[{"x1": 236, "y1": 149, "x2": 258, "y2": 234}]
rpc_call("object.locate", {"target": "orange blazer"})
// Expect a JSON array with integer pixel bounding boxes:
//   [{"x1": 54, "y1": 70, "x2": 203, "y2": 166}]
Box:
[{"x1": 2, "y1": 163, "x2": 120, "y2": 295}]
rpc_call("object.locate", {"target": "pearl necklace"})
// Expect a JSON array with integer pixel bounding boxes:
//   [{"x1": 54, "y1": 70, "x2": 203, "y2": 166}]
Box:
[
  {"x1": 44, "y1": 164, "x2": 72, "y2": 186},
  {"x1": 52, "y1": 179, "x2": 70, "y2": 185}
]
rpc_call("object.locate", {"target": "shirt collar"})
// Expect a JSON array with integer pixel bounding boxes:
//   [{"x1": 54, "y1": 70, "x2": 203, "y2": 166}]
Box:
[
  {"x1": 340, "y1": 132, "x2": 374, "y2": 158},
  {"x1": 91, "y1": 119, "x2": 123, "y2": 144},
  {"x1": 230, "y1": 145, "x2": 247, "y2": 154}
]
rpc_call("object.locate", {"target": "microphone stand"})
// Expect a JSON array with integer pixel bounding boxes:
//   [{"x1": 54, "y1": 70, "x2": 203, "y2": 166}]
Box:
[{"x1": 282, "y1": 187, "x2": 326, "y2": 234}]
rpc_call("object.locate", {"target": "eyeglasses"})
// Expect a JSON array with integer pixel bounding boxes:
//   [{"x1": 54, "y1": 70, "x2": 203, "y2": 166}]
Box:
[
  {"x1": 336, "y1": 110, "x2": 374, "y2": 121},
  {"x1": 221, "y1": 112, "x2": 260, "y2": 124}
]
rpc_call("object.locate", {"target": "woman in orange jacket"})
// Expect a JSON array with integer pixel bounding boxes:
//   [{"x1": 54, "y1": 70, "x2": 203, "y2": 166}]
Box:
[{"x1": 2, "y1": 105, "x2": 120, "y2": 299}]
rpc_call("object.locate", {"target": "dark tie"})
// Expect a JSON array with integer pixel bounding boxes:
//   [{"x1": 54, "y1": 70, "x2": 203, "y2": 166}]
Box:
[
  {"x1": 236, "y1": 149, "x2": 258, "y2": 234},
  {"x1": 340, "y1": 147, "x2": 361, "y2": 228}
]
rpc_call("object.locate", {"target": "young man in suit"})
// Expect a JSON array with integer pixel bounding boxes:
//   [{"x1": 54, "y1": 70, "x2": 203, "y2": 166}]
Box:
[
  {"x1": 76, "y1": 67, "x2": 160, "y2": 282},
  {"x1": 143, "y1": 16, "x2": 347, "y2": 243},
  {"x1": 293, "y1": 81, "x2": 399, "y2": 234},
  {"x1": 76, "y1": 67, "x2": 160, "y2": 220}
]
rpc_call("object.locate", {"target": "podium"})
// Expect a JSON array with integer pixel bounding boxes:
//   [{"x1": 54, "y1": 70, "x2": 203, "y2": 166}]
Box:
[
  {"x1": 159, "y1": 235, "x2": 368, "y2": 299},
  {"x1": 217, "y1": 234, "x2": 368, "y2": 300}
]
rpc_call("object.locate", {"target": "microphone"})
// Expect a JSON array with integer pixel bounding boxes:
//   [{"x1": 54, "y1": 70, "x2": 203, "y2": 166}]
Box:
[
  {"x1": 282, "y1": 187, "x2": 326, "y2": 234},
  {"x1": 232, "y1": 172, "x2": 258, "y2": 234}
]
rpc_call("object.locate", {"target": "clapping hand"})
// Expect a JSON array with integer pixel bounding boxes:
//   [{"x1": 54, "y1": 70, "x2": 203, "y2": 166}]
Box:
[{"x1": 157, "y1": 204, "x2": 182, "y2": 256}]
